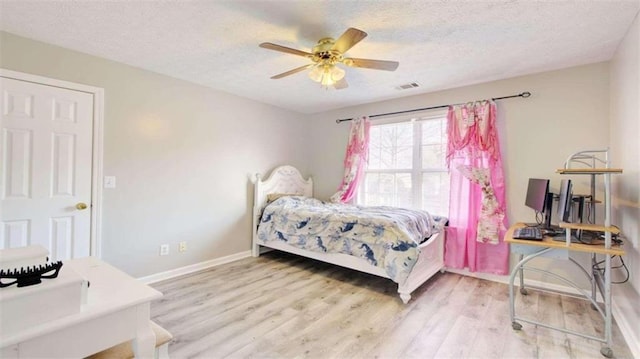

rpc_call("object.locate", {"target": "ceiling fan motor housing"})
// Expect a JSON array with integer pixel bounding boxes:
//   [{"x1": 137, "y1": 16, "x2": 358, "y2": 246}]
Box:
[{"x1": 311, "y1": 38, "x2": 343, "y2": 65}]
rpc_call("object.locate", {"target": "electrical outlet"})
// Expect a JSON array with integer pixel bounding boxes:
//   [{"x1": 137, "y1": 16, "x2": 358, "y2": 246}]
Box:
[
  {"x1": 159, "y1": 244, "x2": 170, "y2": 256},
  {"x1": 179, "y1": 241, "x2": 187, "y2": 252}
]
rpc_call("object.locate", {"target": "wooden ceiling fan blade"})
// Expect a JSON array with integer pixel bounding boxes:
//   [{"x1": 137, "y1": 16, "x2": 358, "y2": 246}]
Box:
[
  {"x1": 332, "y1": 28, "x2": 367, "y2": 54},
  {"x1": 344, "y1": 58, "x2": 399, "y2": 71},
  {"x1": 259, "y1": 42, "x2": 312, "y2": 57},
  {"x1": 270, "y1": 64, "x2": 314, "y2": 79},
  {"x1": 334, "y1": 78, "x2": 349, "y2": 90}
]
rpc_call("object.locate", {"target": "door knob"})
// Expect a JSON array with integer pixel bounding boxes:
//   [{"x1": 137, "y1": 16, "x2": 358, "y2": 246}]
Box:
[{"x1": 76, "y1": 202, "x2": 88, "y2": 210}]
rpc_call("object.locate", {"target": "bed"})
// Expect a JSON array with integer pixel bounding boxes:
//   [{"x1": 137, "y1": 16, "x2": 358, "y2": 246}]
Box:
[{"x1": 251, "y1": 165, "x2": 446, "y2": 304}]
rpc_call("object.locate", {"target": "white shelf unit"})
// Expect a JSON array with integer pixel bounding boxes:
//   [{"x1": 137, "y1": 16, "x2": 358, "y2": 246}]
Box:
[{"x1": 555, "y1": 148, "x2": 623, "y2": 358}]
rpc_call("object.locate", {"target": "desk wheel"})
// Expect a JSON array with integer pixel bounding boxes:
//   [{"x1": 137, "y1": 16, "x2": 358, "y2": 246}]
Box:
[
  {"x1": 511, "y1": 322, "x2": 522, "y2": 330},
  {"x1": 600, "y1": 347, "x2": 613, "y2": 358},
  {"x1": 520, "y1": 288, "x2": 528, "y2": 295}
]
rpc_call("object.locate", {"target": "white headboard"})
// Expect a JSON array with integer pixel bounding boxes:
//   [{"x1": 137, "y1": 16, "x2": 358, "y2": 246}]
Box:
[
  {"x1": 254, "y1": 165, "x2": 313, "y2": 211},
  {"x1": 252, "y1": 165, "x2": 313, "y2": 256}
]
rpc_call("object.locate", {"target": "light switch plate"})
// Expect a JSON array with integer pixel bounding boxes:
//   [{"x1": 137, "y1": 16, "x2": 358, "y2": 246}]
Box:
[{"x1": 104, "y1": 176, "x2": 116, "y2": 188}]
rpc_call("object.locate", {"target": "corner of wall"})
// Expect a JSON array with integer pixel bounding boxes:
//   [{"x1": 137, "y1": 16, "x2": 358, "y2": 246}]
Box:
[{"x1": 608, "y1": 10, "x2": 640, "y2": 357}]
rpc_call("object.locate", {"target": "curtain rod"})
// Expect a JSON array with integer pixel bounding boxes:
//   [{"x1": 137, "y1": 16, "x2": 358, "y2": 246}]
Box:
[{"x1": 335, "y1": 91, "x2": 531, "y2": 124}]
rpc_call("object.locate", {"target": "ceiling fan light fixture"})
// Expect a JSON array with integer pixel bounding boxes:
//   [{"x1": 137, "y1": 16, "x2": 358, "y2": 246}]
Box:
[
  {"x1": 309, "y1": 64, "x2": 345, "y2": 87},
  {"x1": 308, "y1": 65, "x2": 324, "y2": 82},
  {"x1": 330, "y1": 66, "x2": 345, "y2": 81},
  {"x1": 320, "y1": 74, "x2": 334, "y2": 87}
]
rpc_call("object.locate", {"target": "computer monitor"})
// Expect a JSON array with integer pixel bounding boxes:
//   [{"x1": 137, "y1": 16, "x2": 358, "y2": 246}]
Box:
[
  {"x1": 525, "y1": 178, "x2": 553, "y2": 228},
  {"x1": 554, "y1": 178, "x2": 597, "y2": 244},
  {"x1": 525, "y1": 178, "x2": 549, "y2": 212},
  {"x1": 557, "y1": 179, "x2": 573, "y2": 223}
]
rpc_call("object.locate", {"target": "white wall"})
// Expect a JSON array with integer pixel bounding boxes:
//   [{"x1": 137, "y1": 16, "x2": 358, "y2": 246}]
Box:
[
  {"x1": 609, "y1": 11, "x2": 640, "y2": 354},
  {"x1": 308, "y1": 63, "x2": 612, "y2": 288},
  {"x1": 0, "y1": 31, "x2": 310, "y2": 277}
]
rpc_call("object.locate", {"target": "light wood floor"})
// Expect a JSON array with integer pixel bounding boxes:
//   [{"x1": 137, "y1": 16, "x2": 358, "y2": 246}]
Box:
[{"x1": 150, "y1": 251, "x2": 633, "y2": 359}]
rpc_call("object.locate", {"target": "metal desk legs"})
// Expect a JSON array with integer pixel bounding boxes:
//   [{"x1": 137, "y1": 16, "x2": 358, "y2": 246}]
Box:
[
  {"x1": 508, "y1": 250, "x2": 614, "y2": 358},
  {"x1": 518, "y1": 254, "x2": 528, "y2": 295}
]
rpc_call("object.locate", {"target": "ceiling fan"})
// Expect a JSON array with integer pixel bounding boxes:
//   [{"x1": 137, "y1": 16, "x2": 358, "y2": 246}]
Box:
[{"x1": 259, "y1": 28, "x2": 399, "y2": 89}]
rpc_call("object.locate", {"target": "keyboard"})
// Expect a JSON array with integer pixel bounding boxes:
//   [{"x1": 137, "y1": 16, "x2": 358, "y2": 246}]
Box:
[{"x1": 513, "y1": 227, "x2": 543, "y2": 240}]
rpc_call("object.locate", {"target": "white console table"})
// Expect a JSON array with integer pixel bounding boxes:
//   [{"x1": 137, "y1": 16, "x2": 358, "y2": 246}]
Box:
[{"x1": 0, "y1": 257, "x2": 162, "y2": 358}]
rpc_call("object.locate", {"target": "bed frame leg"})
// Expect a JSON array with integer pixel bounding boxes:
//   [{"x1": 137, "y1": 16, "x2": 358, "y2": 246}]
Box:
[
  {"x1": 252, "y1": 242, "x2": 260, "y2": 257},
  {"x1": 399, "y1": 291, "x2": 411, "y2": 304}
]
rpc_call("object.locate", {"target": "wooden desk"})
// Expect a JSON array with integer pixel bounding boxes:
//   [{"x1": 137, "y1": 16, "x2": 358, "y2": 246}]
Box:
[
  {"x1": 506, "y1": 223, "x2": 623, "y2": 358},
  {"x1": 505, "y1": 222, "x2": 625, "y2": 256},
  {"x1": 0, "y1": 257, "x2": 162, "y2": 358}
]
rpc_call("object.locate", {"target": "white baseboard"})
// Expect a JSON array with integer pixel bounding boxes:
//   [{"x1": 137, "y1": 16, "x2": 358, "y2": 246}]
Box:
[
  {"x1": 137, "y1": 251, "x2": 252, "y2": 284},
  {"x1": 611, "y1": 283, "x2": 640, "y2": 358},
  {"x1": 446, "y1": 267, "x2": 638, "y2": 356},
  {"x1": 446, "y1": 267, "x2": 604, "y2": 300},
  {"x1": 445, "y1": 268, "x2": 510, "y2": 285}
]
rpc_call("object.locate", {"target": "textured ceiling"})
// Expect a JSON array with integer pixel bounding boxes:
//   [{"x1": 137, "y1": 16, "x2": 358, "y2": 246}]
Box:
[{"x1": 1, "y1": 1, "x2": 639, "y2": 114}]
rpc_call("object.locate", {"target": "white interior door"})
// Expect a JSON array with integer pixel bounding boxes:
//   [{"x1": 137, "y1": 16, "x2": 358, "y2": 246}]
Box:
[{"x1": 0, "y1": 77, "x2": 94, "y2": 261}]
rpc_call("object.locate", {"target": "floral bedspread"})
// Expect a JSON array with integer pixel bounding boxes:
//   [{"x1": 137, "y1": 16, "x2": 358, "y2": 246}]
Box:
[{"x1": 256, "y1": 196, "x2": 447, "y2": 284}]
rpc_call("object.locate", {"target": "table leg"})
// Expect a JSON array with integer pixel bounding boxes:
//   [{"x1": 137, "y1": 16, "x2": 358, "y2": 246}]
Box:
[
  {"x1": 601, "y1": 254, "x2": 613, "y2": 358},
  {"x1": 509, "y1": 248, "x2": 553, "y2": 331},
  {"x1": 131, "y1": 304, "x2": 156, "y2": 359},
  {"x1": 508, "y1": 257, "x2": 521, "y2": 330},
  {"x1": 518, "y1": 254, "x2": 528, "y2": 295}
]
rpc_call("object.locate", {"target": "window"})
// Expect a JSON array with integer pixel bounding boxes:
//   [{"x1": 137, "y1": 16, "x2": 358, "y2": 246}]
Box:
[{"x1": 358, "y1": 113, "x2": 450, "y2": 216}]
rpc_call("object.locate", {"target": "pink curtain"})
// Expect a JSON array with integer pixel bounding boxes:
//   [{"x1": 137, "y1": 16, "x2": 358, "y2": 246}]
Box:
[
  {"x1": 330, "y1": 116, "x2": 371, "y2": 203},
  {"x1": 444, "y1": 101, "x2": 509, "y2": 275}
]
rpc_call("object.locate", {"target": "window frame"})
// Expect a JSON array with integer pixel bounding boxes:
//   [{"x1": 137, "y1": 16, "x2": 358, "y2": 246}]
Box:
[{"x1": 357, "y1": 109, "x2": 449, "y2": 214}]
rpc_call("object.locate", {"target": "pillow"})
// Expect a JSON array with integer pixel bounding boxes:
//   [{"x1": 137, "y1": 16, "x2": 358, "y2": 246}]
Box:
[{"x1": 266, "y1": 193, "x2": 297, "y2": 203}]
